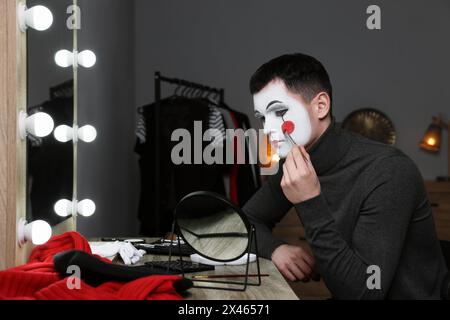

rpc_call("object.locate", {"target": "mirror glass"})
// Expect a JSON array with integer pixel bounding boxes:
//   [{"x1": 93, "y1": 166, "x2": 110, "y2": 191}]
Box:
[
  {"x1": 175, "y1": 192, "x2": 250, "y2": 262},
  {"x1": 26, "y1": 0, "x2": 74, "y2": 226},
  {"x1": 74, "y1": 1, "x2": 263, "y2": 239}
]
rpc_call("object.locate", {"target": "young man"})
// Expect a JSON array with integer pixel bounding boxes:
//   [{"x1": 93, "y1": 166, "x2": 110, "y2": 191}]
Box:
[{"x1": 243, "y1": 53, "x2": 448, "y2": 299}]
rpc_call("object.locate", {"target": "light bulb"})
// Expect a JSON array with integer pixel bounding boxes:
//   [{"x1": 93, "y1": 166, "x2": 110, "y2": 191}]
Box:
[
  {"x1": 54, "y1": 199, "x2": 74, "y2": 217},
  {"x1": 29, "y1": 220, "x2": 52, "y2": 245},
  {"x1": 54, "y1": 125, "x2": 74, "y2": 143},
  {"x1": 272, "y1": 154, "x2": 280, "y2": 163},
  {"x1": 55, "y1": 199, "x2": 96, "y2": 217},
  {"x1": 19, "y1": 111, "x2": 54, "y2": 139},
  {"x1": 55, "y1": 49, "x2": 96, "y2": 68},
  {"x1": 78, "y1": 50, "x2": 97, "y2": 68},
  {"x1": 54, "y1": 124, "x2": 97, "y2": 143},
  {"x1": 427, "y1": 137, "x2": 436, "y2": 146},
  {"x1": 78, "y1": 125, "x2": 97, "y2": 142},
  {"x1": 54, "y1": 49, "x2": 74, "y2": 68},
  {"x1": 77, "y1": 199, "x2": 96, "y2": 217},
  {"x1": 17, "y1": 4, "x2": 53, "y2": 32},
  {"x1": 18, "y1": 218, "x2": 52, "y2": 246}
]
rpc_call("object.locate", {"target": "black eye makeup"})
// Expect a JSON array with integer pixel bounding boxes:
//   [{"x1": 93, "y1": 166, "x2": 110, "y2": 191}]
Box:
[
  {"x1": 275, "y1": 109, "x2": 288, "y2": 117},
  {"x1": 266, "y1": 103, "x2": 289, "y2": 118}
]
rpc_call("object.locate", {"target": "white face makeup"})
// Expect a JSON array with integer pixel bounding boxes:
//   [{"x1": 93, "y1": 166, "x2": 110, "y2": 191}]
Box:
[{"x1": 253, "y1": 80, "x2": 312, "y2": 158}]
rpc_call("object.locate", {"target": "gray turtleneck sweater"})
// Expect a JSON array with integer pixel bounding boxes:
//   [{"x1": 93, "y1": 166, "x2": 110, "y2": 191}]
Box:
[{"x1": 243, "y1": 121, "x2": 448, "y2": 299}]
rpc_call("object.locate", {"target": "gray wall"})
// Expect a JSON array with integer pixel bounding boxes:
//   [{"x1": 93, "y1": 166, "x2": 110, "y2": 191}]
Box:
[
  {"x1": 77, "y1": 0, "x2": 450, "y2": 237},
  {"x1": 134, "y1": 0, "x2": 450, "y2": 180},
  {"x1": 77, "y1": 0, "x2": 139, "y2": 237}
]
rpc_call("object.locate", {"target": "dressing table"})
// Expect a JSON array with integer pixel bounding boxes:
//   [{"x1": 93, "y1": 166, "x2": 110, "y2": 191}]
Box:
[{"x1": 90, "y1": 238, "x2": 298, "y2": 300}]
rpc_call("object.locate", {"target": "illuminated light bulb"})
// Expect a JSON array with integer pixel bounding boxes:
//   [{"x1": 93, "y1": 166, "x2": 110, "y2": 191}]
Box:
[
  {"x1": 54, "y1": 124, "x2": 97, "y2": 143},
  {"x1": 77, "y1": 50, "x2": 97, "y2": 68},
  {"x1": 77, "y1": 199, "x2": 96, "y2": 217},
  {"x1": 427, "y1": 137, "x2": 436, "y2": 146},
  {"x1": 272, "y1": 154, "x2": 281, "y2": 163},
  {"x1": 17, "y1": 4, "x2": 53, "y2": 32},
  {"x1": 19, "y1": 111, "x2": 54, "y2": 140},
  {"x1": 54, "y1": 199, "x2": 74, "y2": 217},
  {"x1": 17, "y1": 218, "x2": 52, "y2": 246},
  {"x1": 78, "y1": 125, "x2": 97, "y2": 142},
  {"x1": 54, "y1": 125, "x2": 74, "y2": 143},
  {"x1": 54, "y1": 50, "x2": 96, "y2": 68},
  {"x1": 54, "y1": 199, "x2": 96, "y2": 217},
  {"x1": 54, "y1": 49, "x2": 74, "y2": 68}
]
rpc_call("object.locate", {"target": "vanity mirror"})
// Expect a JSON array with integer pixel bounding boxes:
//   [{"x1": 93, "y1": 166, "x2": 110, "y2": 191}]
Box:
[
  {"x1": 173, "y1": 191, "x2": 261, "y2": 291},
  {"x1": 26, "y1": 0, "x2": 75, "y2": 226}
]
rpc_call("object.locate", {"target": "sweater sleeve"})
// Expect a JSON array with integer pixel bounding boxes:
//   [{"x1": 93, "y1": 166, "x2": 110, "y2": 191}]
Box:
[
  {"x1": 242, "y1": 169, "x2": 293, "y2": 259},
  {"x1": 295, "y1": 155, "x2": 423, "y2": 299}
]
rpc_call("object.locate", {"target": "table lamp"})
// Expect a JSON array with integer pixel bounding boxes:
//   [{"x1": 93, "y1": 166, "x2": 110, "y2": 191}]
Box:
[{"x1": 419, "y1": 115, "x2": 450, "y2": 181}]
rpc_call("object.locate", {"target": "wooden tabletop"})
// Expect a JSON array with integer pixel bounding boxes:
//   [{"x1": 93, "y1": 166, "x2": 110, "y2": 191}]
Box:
[{"x1": 89, "y1": 238, "x2": 299, "y2": 300}]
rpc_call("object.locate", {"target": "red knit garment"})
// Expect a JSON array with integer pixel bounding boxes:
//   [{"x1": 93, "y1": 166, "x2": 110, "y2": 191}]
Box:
[{"x1": 0, "y1": 232, "x2": 185, "y2": 300}]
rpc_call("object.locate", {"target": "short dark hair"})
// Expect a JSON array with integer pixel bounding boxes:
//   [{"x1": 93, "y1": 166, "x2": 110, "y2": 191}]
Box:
[{"x1": 249, "y1": 53, "x2": 333, "y2": 113}]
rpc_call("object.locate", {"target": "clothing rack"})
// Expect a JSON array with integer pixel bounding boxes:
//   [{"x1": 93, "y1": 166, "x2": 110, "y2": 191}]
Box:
[{"x1": 153, "y1": 71, "x2": 225, "y2": 235}]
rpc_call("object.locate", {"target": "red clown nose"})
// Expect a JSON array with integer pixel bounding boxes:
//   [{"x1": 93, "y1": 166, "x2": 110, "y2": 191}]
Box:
[{"x1": 281, "y1": 121, "x2": 295, "y2": 135}]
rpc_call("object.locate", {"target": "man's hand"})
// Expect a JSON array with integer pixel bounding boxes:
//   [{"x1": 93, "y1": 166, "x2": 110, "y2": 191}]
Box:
[
  {"x1": 281, "y1": 145, "x2": 321, "y2": 204},
  {"x1": 271, "y1": 244, "x2": 318, "y2": 282}
]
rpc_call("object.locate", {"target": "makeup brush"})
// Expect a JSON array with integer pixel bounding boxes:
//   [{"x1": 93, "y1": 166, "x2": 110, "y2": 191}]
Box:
[
  {"x1": 191, "y1": 274, "x2": 270, "y2": 279},
  {"x1": 281, "y1": 120, "x2": 296, "y2": 146},
  {"x1": 281, "y1": 120, "x2": 309, "y2": 163}
]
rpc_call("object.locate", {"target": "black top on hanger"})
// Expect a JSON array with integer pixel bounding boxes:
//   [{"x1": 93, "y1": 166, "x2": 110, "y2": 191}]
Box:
[{"x1": 151, "y1": 72, "x2": 228, "y2": 235}]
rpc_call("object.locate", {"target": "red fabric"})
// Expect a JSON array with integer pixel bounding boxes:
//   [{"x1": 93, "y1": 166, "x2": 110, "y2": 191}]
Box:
[
  {"x1": 28, "y1": 231, "x2": 92, "y2": 263},
  {"x1": 0, "y1": 232, "x2": 185, "y2": 300}
]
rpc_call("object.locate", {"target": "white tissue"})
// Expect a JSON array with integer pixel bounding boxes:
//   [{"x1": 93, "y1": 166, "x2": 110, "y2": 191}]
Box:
[{"x1": 90, "y1": 241, "x2": 146, "y2": 265}]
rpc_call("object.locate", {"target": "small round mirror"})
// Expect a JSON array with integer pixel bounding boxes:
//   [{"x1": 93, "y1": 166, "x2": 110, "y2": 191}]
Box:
[{"x1": 174, "y1": 191, "x2": 250, "y2": 262}]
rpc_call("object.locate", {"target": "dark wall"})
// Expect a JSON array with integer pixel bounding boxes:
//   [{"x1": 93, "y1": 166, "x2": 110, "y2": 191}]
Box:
[
  {"x1": 134, "y1": 0, "x2": 450, "y2": 179},
  {"x1": 77, "y1": 0, "x2": 139, "y2": 237}
]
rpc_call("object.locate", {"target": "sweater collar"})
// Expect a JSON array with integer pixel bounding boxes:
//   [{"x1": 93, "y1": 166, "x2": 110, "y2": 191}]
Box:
[{"x1": 307, "y1": 117, "x2": 353, "y2": 175}]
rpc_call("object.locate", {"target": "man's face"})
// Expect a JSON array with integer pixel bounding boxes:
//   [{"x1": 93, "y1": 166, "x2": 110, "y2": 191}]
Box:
[{"x1": 253, "y1": 80, "x2": 313, "y2": 158}]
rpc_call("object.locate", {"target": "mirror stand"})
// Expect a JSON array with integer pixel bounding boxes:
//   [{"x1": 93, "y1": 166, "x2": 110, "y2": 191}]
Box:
[{"x1": 167, "y1": 221, "x2": 262, "y2": 292}]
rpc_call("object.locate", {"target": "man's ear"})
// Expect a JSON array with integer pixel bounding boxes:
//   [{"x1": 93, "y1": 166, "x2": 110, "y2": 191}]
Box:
[{"x1": 312, "y1": 92, "x2": 331, "y2": 120}]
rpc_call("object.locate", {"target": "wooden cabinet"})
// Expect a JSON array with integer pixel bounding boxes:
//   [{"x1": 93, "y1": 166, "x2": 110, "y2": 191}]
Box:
[{"x1": 425, "y1": 181, "x2": 450, "y2": 241}]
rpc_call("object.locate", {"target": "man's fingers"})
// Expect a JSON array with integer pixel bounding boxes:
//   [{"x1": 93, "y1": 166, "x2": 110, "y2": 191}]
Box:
[
  {"x1": 282, "y1": 163, "x2": 291, "y2": 184},
  {"x1": 299, "y1": 145, "x2": 312, "y2": 165},
  {"x1": 284, "y1": 160, "x2": 296, "y2": 180},
  {"x1": 287, "y1": 147, "x2": 298, "y2": 168},
  {"x1": 287, "y1": 263, "x2": 307, "y2": 282},
  {"x1": 291, "y1": 146, "x2": 308, "y2": 172},
  {"x1": 295, "y1": 258, "x2": 313, "y2": 277},
  {"x1": 281, "y1": 267, "x2": 297, "y2": 282},
  {"x1": 299, "y1": 250, "x2": 315, "y2": 270},
  {"x1": 285, "y1": 150, "x2": 298, "y2": 176}
]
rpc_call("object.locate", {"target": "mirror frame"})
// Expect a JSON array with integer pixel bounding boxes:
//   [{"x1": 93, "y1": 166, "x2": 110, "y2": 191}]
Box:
[{"x1": 174, "y1": 190, "x2": 252, "y2": 263}]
